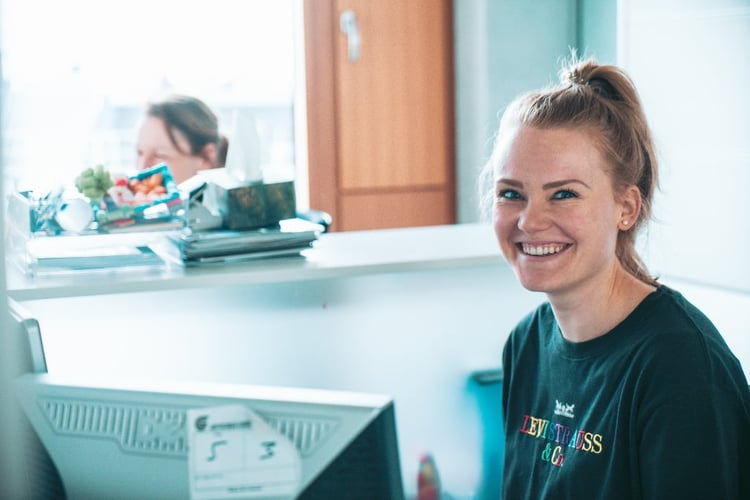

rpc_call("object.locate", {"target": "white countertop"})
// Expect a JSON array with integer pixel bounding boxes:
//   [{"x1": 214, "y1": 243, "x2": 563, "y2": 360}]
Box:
[{"x1": 7, "y1": 223, "x2": 505, "y2": 301}]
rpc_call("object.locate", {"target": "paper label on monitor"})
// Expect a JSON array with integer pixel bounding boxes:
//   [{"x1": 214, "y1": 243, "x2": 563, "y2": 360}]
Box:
[{"x1": 187, "y1": 404, "x2": 301, "y2": 499}]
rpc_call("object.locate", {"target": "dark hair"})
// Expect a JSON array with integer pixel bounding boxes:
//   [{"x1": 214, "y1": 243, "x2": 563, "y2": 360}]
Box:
[
  {"x1": 481, "y1": 56, "x2": 659, "y2": 286},
  {"x1": 147, "y1": 94, "x2": 229, "y2": 167}
]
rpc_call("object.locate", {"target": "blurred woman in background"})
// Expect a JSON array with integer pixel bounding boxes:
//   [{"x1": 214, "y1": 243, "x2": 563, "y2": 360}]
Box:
[{"x1": 135, "y1": 94, "x2": 228, "y2": 183}]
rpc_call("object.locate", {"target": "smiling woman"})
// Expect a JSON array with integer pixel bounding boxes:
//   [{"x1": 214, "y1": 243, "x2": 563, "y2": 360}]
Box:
[
  {"x1": 484, "y1": 56, "x2": 750, "y2": 500},
  {"x1": 1, "y1": 0, "x2": 302, "y2": 196}
]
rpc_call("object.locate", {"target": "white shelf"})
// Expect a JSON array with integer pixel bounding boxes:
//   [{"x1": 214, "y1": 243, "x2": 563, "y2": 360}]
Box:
[{"x1": 7, "y1": 223, "x2": 505, "y2": 301}]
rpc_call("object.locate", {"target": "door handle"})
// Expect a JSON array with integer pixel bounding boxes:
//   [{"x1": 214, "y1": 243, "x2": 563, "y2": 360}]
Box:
[{"x1": 339, "y1": 9, "x2": 361, "y2": 62}]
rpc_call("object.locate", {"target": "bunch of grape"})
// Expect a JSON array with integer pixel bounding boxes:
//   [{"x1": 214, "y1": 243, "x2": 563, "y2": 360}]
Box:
[{"x1": 75, "y1": 165, "x2": 113, "y2": 200}]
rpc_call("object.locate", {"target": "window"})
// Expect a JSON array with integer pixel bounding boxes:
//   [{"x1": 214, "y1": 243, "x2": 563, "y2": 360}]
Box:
[{"x1": 1, "y1": 0, "x2": 307, "y2": 207}]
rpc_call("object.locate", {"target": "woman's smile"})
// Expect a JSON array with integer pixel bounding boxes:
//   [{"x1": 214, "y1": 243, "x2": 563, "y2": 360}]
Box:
[{"x1": 518, "y1": 242, "x2": 571, "y2": 256}]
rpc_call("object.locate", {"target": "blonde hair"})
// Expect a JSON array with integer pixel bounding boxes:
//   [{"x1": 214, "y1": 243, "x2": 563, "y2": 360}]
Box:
[{"x1": 480, "y1": 56, "x2": 659, "y2": 286}]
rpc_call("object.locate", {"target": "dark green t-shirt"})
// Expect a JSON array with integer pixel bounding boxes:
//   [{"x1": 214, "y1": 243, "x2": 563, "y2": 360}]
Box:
[{"x1": 501, "y1": 285, "x2": 750, "y2": 500}]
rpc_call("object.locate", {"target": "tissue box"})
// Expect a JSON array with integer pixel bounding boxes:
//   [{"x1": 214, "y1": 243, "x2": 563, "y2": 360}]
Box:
[{"x1": 201, "y1": 170, "x2": 296, "y2": 230}]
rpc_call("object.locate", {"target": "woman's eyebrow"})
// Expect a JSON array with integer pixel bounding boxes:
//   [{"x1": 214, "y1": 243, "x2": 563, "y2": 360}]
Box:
[
  {"x1": 542, "y1": 179, "x2": 590, "y2": 190},
  {"x1": 495, "y1": 178, "x2": 591, "y2": 190},
  {"x1": 496, "y1": 178, "x2": 523, "y2": 187}
]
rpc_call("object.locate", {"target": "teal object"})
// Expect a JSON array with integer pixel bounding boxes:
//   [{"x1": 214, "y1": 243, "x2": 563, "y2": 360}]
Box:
[{"x1": 129, "y1": 163, "x2": 180, "y2": 215}]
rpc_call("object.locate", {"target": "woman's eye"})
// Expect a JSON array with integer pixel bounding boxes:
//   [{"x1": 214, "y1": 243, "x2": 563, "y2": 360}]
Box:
[
  {"x1": 552, "y1": 189, "x2": 578, "y2": 200},
  {"x1": 497, "y1": 189, "x2": 522, "y2": 200}
]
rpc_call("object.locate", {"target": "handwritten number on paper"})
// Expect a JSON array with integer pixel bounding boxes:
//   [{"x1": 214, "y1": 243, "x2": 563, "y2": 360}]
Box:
[
  {"x1": 207, "y1": 439, "x2": 229, "y2": 462},
  {"x1": 260, "y1": 441, "x2": 276, "y2": 460}
]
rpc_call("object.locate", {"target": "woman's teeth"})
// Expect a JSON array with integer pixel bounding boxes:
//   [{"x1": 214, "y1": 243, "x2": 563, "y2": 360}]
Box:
[{"x1": 521, "y1": 243, "x2": 566, "y2": 256}]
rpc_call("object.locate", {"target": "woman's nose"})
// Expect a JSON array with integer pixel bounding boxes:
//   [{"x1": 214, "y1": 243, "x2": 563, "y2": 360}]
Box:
[
  {"x1": 517, "y1": 201, "x2": 550, "y2": 233},
  {"x1": 136, "y1": 154, "x2": 153, "y2": 171}
]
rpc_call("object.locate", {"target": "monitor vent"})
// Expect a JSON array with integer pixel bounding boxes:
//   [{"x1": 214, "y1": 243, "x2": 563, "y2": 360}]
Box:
[
  {"x1": 38, "y1": 398, "x2": 187, "y2": 457},
  {"x1": 261, "y1": 413, "x2": 340, "y2": 457},
  {"x1": 37, "y1": 399, "x2": 340, "y2": 459}
]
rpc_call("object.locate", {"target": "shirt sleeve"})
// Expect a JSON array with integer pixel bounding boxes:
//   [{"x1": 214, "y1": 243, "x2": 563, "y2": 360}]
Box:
[{"x1": 637, "y1": 379, "x2": 749, "y2": 499}]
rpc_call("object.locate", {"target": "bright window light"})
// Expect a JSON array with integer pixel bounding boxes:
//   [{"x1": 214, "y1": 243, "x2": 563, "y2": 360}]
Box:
[{"x1": 1, "y1": 0, "x2": 303, "y2": 198}]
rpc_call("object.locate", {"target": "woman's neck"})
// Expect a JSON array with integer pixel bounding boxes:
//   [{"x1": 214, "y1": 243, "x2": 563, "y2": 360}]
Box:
[{"x1": 549, "y1": 266, "x2": 656, "y2": 343}]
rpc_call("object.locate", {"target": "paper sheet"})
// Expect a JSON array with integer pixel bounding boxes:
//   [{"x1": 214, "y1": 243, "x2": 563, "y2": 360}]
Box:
[{"x1": 187, "y1": 404, "x2": 301, "y2": 499}]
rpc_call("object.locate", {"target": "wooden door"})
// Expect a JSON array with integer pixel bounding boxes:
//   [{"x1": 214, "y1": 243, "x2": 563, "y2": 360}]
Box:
[{"x1": 304, "y1": 0, "x2": 456, "y2": 231}]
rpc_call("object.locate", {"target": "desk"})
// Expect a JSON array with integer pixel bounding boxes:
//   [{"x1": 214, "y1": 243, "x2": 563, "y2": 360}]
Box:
[{"x1": 9, "y1": 223, "x2": 542, "y2": 498}]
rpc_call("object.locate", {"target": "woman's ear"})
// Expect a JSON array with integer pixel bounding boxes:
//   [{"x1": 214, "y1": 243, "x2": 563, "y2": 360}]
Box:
[
  {"x1": 618, "y1": 185, "x2": 642, "y2": 231},
  {"x1": 200, "y1": 143, "x2": 218, "y2": 168}
]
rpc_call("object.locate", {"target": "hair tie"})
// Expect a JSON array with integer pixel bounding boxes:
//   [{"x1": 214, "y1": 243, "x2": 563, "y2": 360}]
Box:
[{"x1": 567, "y1": 69, "x2": 587, "y2": 86}]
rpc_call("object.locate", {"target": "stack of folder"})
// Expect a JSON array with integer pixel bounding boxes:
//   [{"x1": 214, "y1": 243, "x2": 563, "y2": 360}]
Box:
[{"x1": 174, "y1": 218, "x2": 323, "y2": 266}]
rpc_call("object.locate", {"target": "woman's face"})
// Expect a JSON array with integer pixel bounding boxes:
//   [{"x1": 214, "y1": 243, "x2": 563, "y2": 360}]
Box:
[
  {"x1": 135, "y1": 116, "x2": 208, "y2": 183},
  {"x1": 492, "y1": 125, "x2": 632, "y2": 299}
]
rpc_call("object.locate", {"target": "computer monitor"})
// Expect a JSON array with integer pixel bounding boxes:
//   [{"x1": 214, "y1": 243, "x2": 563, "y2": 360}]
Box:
[
  {"x1": 13, "y1": 373, "x2": 404, "y2": 500},
  {"x1": 8, "y1": 298, "x2": 48, "y2": 375},
  {"x1": 7, "y1": 299, "x2": 66, "y2": 499}
]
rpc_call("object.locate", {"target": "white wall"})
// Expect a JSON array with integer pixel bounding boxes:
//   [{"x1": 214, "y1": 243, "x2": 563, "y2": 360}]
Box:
[
  {"x1": 21, "y1": 263, "x2": 542, "y2": 499},
  {"x1": 619, "y1": 0, "x2": 750, "y2": 294}
]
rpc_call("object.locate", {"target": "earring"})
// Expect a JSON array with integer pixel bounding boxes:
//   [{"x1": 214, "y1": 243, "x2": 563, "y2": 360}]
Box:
[{"x1": 622, "y1": 220, "x2": 629, "y2": 227}]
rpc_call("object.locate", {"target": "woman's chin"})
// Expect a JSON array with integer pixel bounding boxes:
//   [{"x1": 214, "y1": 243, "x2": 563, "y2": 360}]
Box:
[{"x1": 514, "y1": 273, "x2": 559, "y2": 294}]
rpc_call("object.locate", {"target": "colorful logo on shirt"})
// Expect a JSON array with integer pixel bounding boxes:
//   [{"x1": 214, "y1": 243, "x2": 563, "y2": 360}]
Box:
[{"x1": 519, "y1": 413, "x2": 604, "y2": 468}]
